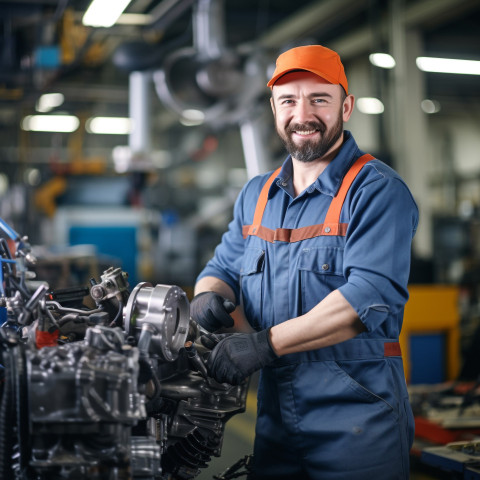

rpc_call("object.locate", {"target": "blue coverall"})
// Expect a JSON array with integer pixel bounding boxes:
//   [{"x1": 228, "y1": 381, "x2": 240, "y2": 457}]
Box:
[{"x1": 197, "y1": 131, "x2": 419, "y2": 479}]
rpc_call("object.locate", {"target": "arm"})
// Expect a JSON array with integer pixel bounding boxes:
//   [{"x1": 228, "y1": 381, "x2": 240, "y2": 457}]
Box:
[
  {"x1": 271, "y1": 174, "x2": 418, "y2": 355},
  {"x1": 269, "y1": 289, "x2": 366, "y2": 356},
  {"x1": 204, "y1": 289, "x2": 366, "y2": 385},
  {"x1": 194, "y1": 275, "x2": 235, "y2": 301}
]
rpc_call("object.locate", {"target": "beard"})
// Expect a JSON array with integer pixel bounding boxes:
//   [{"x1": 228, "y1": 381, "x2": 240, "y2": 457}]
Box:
[{"x1": 276, "y1": 113, "x2": 344, "y2": 163}]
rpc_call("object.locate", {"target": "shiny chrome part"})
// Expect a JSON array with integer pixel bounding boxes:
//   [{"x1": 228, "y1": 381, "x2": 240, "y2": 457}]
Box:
[{"x1": 124, "y1": 282, "x2": 190, "y2": 362}]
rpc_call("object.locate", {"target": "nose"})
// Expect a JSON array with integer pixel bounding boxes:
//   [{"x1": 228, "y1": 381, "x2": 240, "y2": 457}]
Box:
[{"x1": 293, "y1": 99, "x2": 315, "y2": 123}]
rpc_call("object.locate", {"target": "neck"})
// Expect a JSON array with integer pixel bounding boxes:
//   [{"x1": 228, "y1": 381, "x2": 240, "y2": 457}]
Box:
[{"x1": 291, "y1": 144, "x2": 340, "y2": 197}]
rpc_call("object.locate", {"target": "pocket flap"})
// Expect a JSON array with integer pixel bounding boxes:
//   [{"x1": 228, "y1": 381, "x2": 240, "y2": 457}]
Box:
[
  {"x1": 298, "y1": 247, "x2": 344, "y2": 275},
  {"x1": 241, "y1": 248, "x2": 265, "y2": 275}
]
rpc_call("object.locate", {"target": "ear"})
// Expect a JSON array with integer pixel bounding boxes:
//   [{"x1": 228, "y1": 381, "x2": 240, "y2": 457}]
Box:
[
  {"x1": 270, "y1": 96, "x2": 275, "y2": 116},
  {"x1": 342, "y1": 94, "x2": 355, "y2": 122}
]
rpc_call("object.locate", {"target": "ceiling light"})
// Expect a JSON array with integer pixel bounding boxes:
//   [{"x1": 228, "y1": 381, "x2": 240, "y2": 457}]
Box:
[
  {"x1": 21, "y1": 115, "x2": 80, "y2": 133},
  {"x1": 356, "y1": 97, "x2": 384, "y2": 115},
  {"x1": 416, "y1": 57, "x2": 480, "y2": 75},
  {"x1": 420, "y1": 99, "x2": 441, "y2": 114},
  {"x1": 112, "y1": 146, "x2": 171, "y2": 173},
  {"x1": 0, "y1": 174, "x2": 9, "y2": 196},
  {"x1": 116, "y1": 13, "x2": 153, "y2": 26},
  {"x1": 86, "y1": 117, "x2": 131, "y2": 135},
  {"x1": 36, "y1": 93, "x2": 64, "y2": 113},
  {"x1": 369, "y1": 53, "x2": 396, "y2": 69},
  {"x1": 180, "y1": 109, "x2": 205, "y2": 127},
  {"x1": 82, "y1": 0, "x2": 133, "y2": 28}
]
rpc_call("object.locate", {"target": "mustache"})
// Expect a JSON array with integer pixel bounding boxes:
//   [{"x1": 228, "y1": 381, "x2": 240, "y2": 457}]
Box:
[{"x1": 286, "y1": 121, "x2": 326, "y2": 135}]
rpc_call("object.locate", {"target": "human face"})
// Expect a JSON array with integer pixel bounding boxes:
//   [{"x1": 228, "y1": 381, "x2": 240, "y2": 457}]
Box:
[{"x1": 271, "y1": 71, "x2": 353, "y2": 163}]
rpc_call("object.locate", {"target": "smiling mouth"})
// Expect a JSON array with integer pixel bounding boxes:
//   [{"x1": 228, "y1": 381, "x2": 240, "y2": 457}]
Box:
[{"x1": 294, "y1": 129, "x2": 318, "y2": 136}]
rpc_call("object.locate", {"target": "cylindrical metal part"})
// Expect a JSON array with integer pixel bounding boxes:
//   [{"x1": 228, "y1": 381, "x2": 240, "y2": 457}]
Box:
[{"x1": 124, "y1": 283, "x2": 190, "y2": 362}]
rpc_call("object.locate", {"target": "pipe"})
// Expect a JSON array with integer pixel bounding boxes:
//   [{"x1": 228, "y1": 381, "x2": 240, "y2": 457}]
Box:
[{"x1": 129, "y1": 70, "x2": 151, "y2": 154}]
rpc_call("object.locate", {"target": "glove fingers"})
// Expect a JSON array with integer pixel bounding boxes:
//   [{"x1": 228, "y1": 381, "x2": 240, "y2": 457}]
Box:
[
  {"x1": 222, "y1": 299, "x2": 236, "y2": 314},
  {"x1": 206, "y1": 336, "x2": 246, "y2": 385},
  {"x1": 211, "y1": 302, "x2": 234, "y2": 328},
  {"x1": 190, "y1": 292, "x2": 235, "y2": 331},
  {"x1": 207, "y1": 354, "x2": 242, "y2": 385},
  {"x1": 200, "y1": 333, "x2": 219, "y2": 350},
  {"x1": 200, "y1": 332, "x2": 232, "y2": 349}
]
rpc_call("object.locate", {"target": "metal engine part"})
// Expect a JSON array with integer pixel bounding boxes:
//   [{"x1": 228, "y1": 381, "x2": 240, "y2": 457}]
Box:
[
  {"x1": 124, "y1": 282, "x2": 190, "y2": 362},
  {"x1": 0, "y1": 218, "x2": 250, "y2": 480},
  {"x1": 26, "y1": 327, "x2": 145, "y2": 476},
  {"x1": 90, "y1": 266, "x2": 130, "y2": 303}
]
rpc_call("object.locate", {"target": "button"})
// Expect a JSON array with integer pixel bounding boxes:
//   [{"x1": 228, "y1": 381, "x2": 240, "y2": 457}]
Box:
[
  {"x1": 324, "y1": 227, "x2": 331, "y2": 233},
  {"x1": 322, "y1": 264, "x2": 329, "y2": 271}
]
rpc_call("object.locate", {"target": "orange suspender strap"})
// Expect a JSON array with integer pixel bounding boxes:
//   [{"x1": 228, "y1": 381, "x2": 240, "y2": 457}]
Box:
[
  {"x1": 321, "y1": 153, "x2": 374, "y2": 235},
  {"x1": 243, "y1": 153, "x2": 374, "y2": 241},
  {"x1": 246, "y1": 166, "x2": 282, "y2": 237}
]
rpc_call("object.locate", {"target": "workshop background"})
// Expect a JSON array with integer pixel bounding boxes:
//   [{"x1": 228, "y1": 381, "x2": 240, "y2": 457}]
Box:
[{"x1": 1, "y1": 0, "x2": 480, "y2": 478}]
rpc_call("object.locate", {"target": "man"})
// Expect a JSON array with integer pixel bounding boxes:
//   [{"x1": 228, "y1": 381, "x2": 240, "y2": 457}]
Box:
[{"x1": 191, "y1": 45, "x2": 418, "y2": 479}]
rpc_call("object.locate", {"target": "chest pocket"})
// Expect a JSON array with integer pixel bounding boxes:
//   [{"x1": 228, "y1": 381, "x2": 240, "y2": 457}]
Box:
[
  {"x1": 240, "y1": 247, "x2": 265, "y2": 329},
  {"x1": 298, "y1": 247, "x2": 346, "y2": 313}
]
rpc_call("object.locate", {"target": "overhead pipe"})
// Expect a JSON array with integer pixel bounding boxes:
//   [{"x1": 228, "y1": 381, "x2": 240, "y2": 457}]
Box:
[
  {"x1": 148, "y1": 0, "x2": 197, "y2": 30},
  {"x1": 193, "y1": 0, "x2": 226, "y2": 58},
  {"x1": 129, "y1": 70, "x2": 151, "y2": 155}
]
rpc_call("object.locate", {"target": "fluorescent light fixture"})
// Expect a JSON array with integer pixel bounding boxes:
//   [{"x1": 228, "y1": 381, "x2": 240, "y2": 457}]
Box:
[
  {"x1": 36, "y1": 92, "x2": 64, "y2": 112},
  {"x1": 0, "y1": 174, "x2": 9, "y2": 196},
  {"x1": 416, "y1": 56, "x2": 480, "y2": 75},
  {"x1": 86, "y1": 117, "x2": 132, "y2": 134},
  {"x1": 180, "y1": 109, "x2": 205, "y2": 126},
  {"x1": 116, "y1": 13, "x2": 153, "y2": 26},
  {"x1": 82, "y1": 0, "x2": 133, "y2": 27},
  {"x1": 21, "y1": 115, "x2": 80, "y2": 132},
  {"x1": 112, "y1": 146, "x2": 171, "y2": 173},
  {"x1": 369, "y1": 53, "x2": 396, "y2": 69},
  {"x1": 421, "y1": 99, "x2": 441, "y2": 114},
  {"x1": 356, "y1": 97, "x2": 384, "y2": 115},
  {"x1": 24, "y1": 168, "x2": 41, "y2": 187}
]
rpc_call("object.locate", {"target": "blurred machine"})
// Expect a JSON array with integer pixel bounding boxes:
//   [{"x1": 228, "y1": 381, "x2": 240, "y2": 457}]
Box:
[
  {"x1": 114, "y1": 0, "x2": 272, "y2": 179},
  {"x1": 420, "y1": 441, "x2": 480, "y2": 479},
  {"x1": 0, "y1": 217, "x2": 248, "y2": 480}
]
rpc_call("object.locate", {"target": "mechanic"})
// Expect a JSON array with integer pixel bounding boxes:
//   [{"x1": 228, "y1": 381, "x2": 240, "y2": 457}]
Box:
[{"x1": 190, "y1": 44, "x2": 419, "y2": 479}]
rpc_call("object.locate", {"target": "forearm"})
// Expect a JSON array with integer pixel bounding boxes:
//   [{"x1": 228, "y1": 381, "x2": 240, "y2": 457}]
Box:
[
  {"x1": 269, "y1": 290, "x2": 366, "y2": 356},
  {"x1": 194, "y1": 276, "x2": 254, "y2": 333},
  {"x1": 194, "y1": 276, "x2": 236, "y2": 302}
]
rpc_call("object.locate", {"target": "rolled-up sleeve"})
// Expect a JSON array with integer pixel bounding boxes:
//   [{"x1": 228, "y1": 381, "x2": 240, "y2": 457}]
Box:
[{"x1": 338, "y1": 172, "x2": 419, "y2": 332}]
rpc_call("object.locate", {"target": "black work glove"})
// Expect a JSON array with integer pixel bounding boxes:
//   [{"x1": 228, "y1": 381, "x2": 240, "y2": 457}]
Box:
[
  {"x1": 190, "y1": 292, "x2": 235, "y2": 332},
  {"x1": 202, "y1": 329, "x2": 278, "y2": 385}
]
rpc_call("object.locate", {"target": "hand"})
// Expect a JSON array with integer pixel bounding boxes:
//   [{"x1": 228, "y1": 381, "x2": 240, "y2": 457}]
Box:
[
  {"x1": 202, "y1": 329, "x2": 278, "y2": 385},
  {"x1": 190, "y1": 292, "x2": 235, "y2": 332}
]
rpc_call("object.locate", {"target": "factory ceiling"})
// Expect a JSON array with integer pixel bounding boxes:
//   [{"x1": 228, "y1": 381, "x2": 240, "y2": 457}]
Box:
[{"x1": 0, "y1": 0, "x2": 479, "y2": 156}]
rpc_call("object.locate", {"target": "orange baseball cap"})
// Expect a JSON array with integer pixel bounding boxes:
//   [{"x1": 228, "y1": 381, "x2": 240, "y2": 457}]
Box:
[{"x1": 267, "y1": 45, "x2": 348, "y2": 94}]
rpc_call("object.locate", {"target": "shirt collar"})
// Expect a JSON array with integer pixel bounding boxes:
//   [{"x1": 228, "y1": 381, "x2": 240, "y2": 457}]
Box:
[{"x1": 275, "y1": 131, "x2": 362, "y2": 197}]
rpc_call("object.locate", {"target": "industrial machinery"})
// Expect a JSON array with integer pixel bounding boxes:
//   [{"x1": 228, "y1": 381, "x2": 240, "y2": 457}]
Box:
[
  {"x1": 421, "y1": 441, "x2": 480, "y2": 479},
  {"x1": 0, "y1": 218, "x2": 249, "y2": 480}
]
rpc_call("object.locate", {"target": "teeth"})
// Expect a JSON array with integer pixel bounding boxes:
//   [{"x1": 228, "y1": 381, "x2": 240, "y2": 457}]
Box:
[{"x1": 295, "y1": 130, "x2": 316, "y2": 135}]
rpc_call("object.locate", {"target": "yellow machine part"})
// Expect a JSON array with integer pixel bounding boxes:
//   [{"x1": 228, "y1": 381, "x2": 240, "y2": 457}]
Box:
[
  {"x1": 34, "y1": 176, "x2": 68, "y2": 218},
  {"x1": 401, "y1": 285, "x2": 460, "y2": 383}
]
